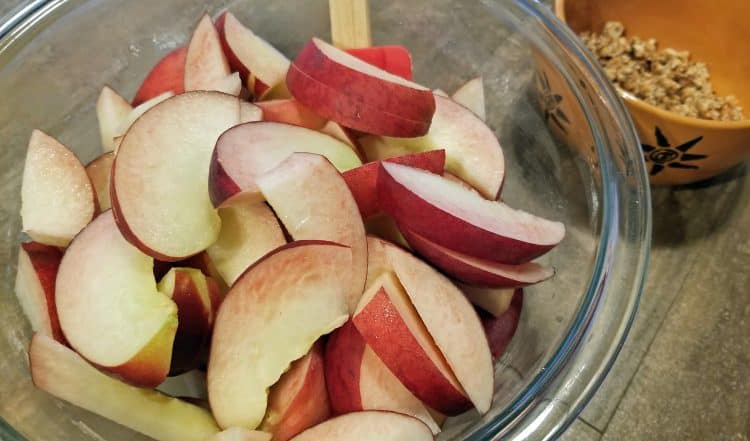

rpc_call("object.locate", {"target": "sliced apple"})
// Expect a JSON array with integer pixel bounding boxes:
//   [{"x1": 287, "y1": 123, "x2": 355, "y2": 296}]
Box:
[
  {"x1": 213, "y1": 72, "x2": 243, "y2": 96},
  {"x1": 158, "y1": 268, "x2": 217, "y2": 374},
  {"x1": 458, "y1": 283, "x2": 515, "y2": 318},
  {"x1": 96, "y1": 86, "x2": 132, "y2": 152},
  {"x1": 240, "y1": 101, "x2": 264, "y2": 123},
  {"x1": 132, "y1": 46, "x2": 186, "y2": 106},
  {"x1": 85, "y1": 152, "x2": 114, "y2": 211},
  {"x1": 21, "y1": 130, "x2": 96, "y2": 247},
  {"x1": 256, "y1": 99, "x2": 327, "y2": 129},
  {"x1": 346, "y1": 46, "x2": 413, "y2": 80},
  {"x1": 342, "y1": 150, "x2": 445, "y2": 219},
  {"x1": 29, "y1": 334, "x2": 220, "y2": 441},
  {"x1": 207, "y1": 241, "x2": 351, "y2": 429},
  {"x1": 14, "y1": 242, "x2": 65, "y2": 342},
  {"x1": 400, "y1": 228, "x2": 554, "y2": 287},
  {"x1": 287, "y1": 38, "x2": 435, "y2": 137},
  {"x1": 366, "y1": 236, "x2": 494, "y2": 413},
  {"x1": 378, "y1": 162, "x2": 565, "y2": 264},
  {"x1": 115, "y1": 91, "x2": 175, "y2": 142},
  {"x1": 55, "y1": 212, "x2": 177, "y2": 387},
  {"x1": 452, "y1": 77, "x2": 485, "y2": 121},
  {"x1": 360, "y1": 95, "x2": 503, "y2": 198},
  {"x1": 432, "y1": 89, "x2": 449, "y2": 97},
  {"x1": 184, "y1": 14, "x2": 231, "y2": 92},
  {"x1": 215, "y1": 11, "x2": 290, "y2": 96},
  {"x1": 353, "y1": 272, "x2": 470, "y2": 415},
  {"x1": 210, "y1": 428, "x2": 273, "y2": 441},
  {"x1": 319, "y1": 120, "x2": 359, "y2": 150},
  {"x1": 256, "y1": 153, "x2": 367, "y2": 312},
  {"x1": 481, "y1": 289, "x2": 523, "y2": 360},
  {"x1": 206, "y1": 202, "x2": 286, "y2": 285},
  {"x1": 209, "y1": 122, "x2": 361, "y2": 207},
  {"x1": 363, "y1": 214, "x2": 409, "y2": 249},
  {"x1": 325, "y1": 320, "x2": 441, "y2": 433},
  {"x1": 112, "y1": 91, "x2": 241, "y2": 260},
  {"x1": 288, "y1": 411, "x2": 433, "y2": 441},
  {"x1": 260, "y1": 341, "x2": 330, "y2": 441}
]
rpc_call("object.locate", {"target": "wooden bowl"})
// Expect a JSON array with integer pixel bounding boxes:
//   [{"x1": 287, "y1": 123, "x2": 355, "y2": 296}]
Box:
[{"x1": 554, "y1": 0, "x2": 750, "y2": 185}]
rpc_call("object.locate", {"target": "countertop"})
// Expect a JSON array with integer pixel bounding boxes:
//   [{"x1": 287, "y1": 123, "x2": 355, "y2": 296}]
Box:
[{"x1": 1, "y1": 1, "x2": 748, "y2": 440}]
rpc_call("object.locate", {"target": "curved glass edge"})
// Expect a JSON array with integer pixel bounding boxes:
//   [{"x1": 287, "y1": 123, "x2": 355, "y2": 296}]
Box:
[
  {"x1": 470, "y1": 0, "x2": 652, "y2": 440},
  {"x1": 0, "y1": 0, "x2": 47, "y2": 40}
]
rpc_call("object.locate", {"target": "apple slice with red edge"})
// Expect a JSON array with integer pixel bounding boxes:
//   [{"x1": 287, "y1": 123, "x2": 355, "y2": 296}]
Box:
[
  {"x1": 184, "y1": 14, "x2": 231, "y2": 92},
  {"x1": 158, "y1": 267, "x2": 218, "y2": 375},
  {"x1": 480, "y1": 289, "x2": 523, "y2": 360},
  {"x1": 400, "y1": 228, "x2": 554, "y2": 287},
  {"x1": 213, "y1": 72, "x2": 242, "y2": 96},
  {"x1": 85, "y1": 152, "x2": 114, "y2": 211},
  {"x1": 325, "y1": 320, "x2": 442, "y2": 433},
  {"x1": 132, "y1": 46, "x2": 186, "y2": 106},
  {"x1": 342, "y1": 150, "x2": 445, "y2": 219},
  {"x1": 115, "y1": 91, "x2": 174, "y2": 145},
  {"x1": 366, "y1": 236, "x2": 494, "y2": 413},
  {"x1": 209, "y1": 122, "x2": 361, "y2": 208},
  {"x1": 353, "y1": 272, "x2": 470, "y2": 415},
  {"x1": 256, "y1": 153, "x2": 367, "y2": 313},
  {"x1": 452, "y1": 77, "x2": 485, "y2": 121},
  {"x1": 256, "y1": 99, "x2": 327, "y2": 129},
  {"x1": 96, "y1": 86, "x2": 132, "y2": 152},
  {"x1": 55, "y1": 211, "x2": 177, "y2": 387},
  {"x1": 259, "y1": 341, "x2": 330, "y2": 441},
  {"x1": 287, "y1": 38, "x2": 435, "y2": 137},
  {"x1": 15, "y1": 242, "x2": 65, "y2": 343},
  {"x1": 206, "y1": 202, "x2": 287, "y2": 285},
  {"x1": 210, "y1": 428, "x2": 272, "y2": 441},
  {"x1": 458, "y1": 284, "x2": 515, "y2": 318},
  {"x1": 287, "y1": 411, "x2": 433, "y2": 441},
  {"x1": 378, "y1": 162, "x2": 565, "y2": 264},
  {"x1": 207, "y1": 241, "x2": 351, "y2": 429},
  {"x1": 361, "y1": 95, "x2": 503, "y2": 198},
  {"x1": 215, "y1": 11, "x2": 290, "y2": 96},
  {"x1": 29, "y1": 334, "x2": 220, "y2": 441},
  {"x1": 112, "y1": 91, "x2": 242, "y2": 261},
  {"x1": 346, "y1": 46, "x2": 413, "y2": 80},
  {"x1": 21, "y1": 130, "x2": 97, "y2": 247}
]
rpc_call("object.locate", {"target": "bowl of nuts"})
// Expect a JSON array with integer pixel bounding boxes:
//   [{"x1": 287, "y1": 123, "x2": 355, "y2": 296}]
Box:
[{"x1": 554, "y1": 0, "x2": 750, "y2": 185}]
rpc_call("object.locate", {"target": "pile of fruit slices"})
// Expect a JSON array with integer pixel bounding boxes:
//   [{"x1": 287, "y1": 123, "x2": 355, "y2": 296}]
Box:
[{"x1": 15, "y1": 10, "x2": 564, "y2": 441}]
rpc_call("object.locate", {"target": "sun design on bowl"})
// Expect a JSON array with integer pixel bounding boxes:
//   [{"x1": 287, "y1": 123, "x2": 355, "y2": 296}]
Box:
[
  {"x1": 537, "y1": 71, "x2": 570, "y2": 133},
  {"x1": 641, "y1": 127, "x2": 706, "y2": 176}
]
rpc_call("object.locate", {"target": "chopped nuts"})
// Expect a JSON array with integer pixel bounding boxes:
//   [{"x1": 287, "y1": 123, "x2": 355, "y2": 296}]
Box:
[{"x1": 580, "y1": 21, "x2": 744, "y2": 122}]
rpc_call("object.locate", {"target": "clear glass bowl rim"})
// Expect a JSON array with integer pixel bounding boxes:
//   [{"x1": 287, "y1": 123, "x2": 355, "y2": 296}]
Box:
[{"x1": 0, "y1": 0, "x2": 652, "y2": 440}]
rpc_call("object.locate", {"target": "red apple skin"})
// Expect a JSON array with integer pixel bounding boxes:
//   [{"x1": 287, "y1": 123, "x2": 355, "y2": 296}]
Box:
[
  {"x1": 287, "y1": 65, "x2": 431, "y2": 137},
  {"x1": 346, "y1": 46, "x2": 413, "y2": 80},
  {"x1": 480, "y1": 289, "x2": 523, "y2": 360},
  {"x1": 286, "y1": 38, "x2": 435, "y2": 137},
  {"x1": 132, "y1": 46, "x2": 187, "y2": 106},
  {"x1": 324, "y1": 320, "x2": 365, "y2": 414},
  {"x1": 353, "y1": 286, "x2": 471, "y2": 415},
  {"x1": 261, "y1": 341, "x2": 330, "y2": 441},
  {"x1": 165, "y1": 270, "x2": 213, "y2": 375},
  {"x1": 208, "y1": 147, "x2": 244, "y2": 209},
  {"x1": 256, "y1": 99, "x2": 327, "y2": 130},
  {"x1": 399, "y1": 228, "x2": 554, "y2": 288},
  {"x1": 19, "y1": 242, "x2": 66, "y2": 344},
  {"x1": 214, "y1": 12, "x2": 249, "y2": 82},
  {"x1": 377, "y1": 164, "x2": 561, "y2": 264},
  {"x1": 342, "y1": 150, "x2": 445, "y2": 219}
]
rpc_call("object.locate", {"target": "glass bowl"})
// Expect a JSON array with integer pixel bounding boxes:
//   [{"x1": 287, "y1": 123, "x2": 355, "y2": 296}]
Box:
[{"x1": 0, "y1": 0, "x2": 651, "y2": 440}]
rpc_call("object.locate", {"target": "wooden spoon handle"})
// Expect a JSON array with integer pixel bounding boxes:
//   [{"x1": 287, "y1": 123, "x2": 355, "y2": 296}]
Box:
[{"x1": 329, "y1": 0, "x2": 372, "y2": 49}]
